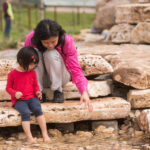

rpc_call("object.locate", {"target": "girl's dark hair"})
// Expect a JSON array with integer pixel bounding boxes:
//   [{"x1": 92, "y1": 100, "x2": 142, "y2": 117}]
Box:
[
  {"x1": 17, "y1": 46, "x2": 39, "y2": 71},
  {"x1": 31, "y1": 19, "x2": 66, "y2": 53}
]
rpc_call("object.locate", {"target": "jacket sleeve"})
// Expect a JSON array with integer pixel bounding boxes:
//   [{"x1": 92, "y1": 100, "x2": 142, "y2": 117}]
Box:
[
  {"x1": 6, "y1": 72, "x2": 16, "y2": 98},
  {"x1": 24, "y1": 31, "x2": 35, "y2": 48},
  {"x1": 64, "y1": 35, "x2": 88, "y2": 95}
]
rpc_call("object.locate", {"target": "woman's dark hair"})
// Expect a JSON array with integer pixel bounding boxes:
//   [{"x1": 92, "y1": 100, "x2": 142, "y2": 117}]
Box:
[
  {"x1": 31, "y1": 19, "x2": 66, "y2": 53},
  {"x1": 17, "y1": 46, "x2": 39, "y2": 71}
]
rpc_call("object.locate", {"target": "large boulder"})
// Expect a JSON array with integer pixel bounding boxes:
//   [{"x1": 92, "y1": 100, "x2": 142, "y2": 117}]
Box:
[
  {"x1": 93, "y1": 0, "x2": 135, "y2": 30},
  {"x1": 78, "y1": 54, "x2": 113, "y2": 76}
]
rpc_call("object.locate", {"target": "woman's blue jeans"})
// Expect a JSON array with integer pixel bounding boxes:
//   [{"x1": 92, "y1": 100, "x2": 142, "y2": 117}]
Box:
[{"x1": 4, "y1": 17, "x2": 11, "y2": 38}]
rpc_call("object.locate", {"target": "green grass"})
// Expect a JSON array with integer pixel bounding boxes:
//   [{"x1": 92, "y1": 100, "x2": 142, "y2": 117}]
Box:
[{"x1": 0, "y1": 7, "x2": 95, "y2": 49}]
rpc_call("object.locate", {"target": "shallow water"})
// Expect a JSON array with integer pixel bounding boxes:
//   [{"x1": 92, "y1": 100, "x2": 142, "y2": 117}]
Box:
[{"x1": 0, "y1": 132, "x2": 150, "y2": 150}]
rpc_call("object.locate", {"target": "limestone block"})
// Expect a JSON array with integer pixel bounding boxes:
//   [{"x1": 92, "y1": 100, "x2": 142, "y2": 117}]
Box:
[
  {"x1": 113, "y1": 67, "x2": 150, "y2": 89},
  {"x1": 0, "y1": 81, "x2": 11, "y2": 100},
  {"x1": 0, "y1": 59, "x2": 16, "y2": 80},
  {"x1": 45, "y1": 80, "x2": 113, "y2": 100},
  {"x1": 78, "y1": 54, "x2": 113, "y2": 76},
  {"x1": 137, "y1": 109, "x2": 150, "y2": 135},
  {"x1": 0, "y1": 97, "x2": 131, "y2": 127},
  {"x1": 131, "y1": 22, "x2": 150, "y2": 44},
  {"x1": 107, "y1": 24, "x2": 135, "y2": 43},
  {"x1": 127, "y1": 89, "x2": 150, "y2": 109},
  {"x1": 116, "y1": 3, "x2": 150, "y2": 24},
  {"x1": 1, "y1": 80, "x2": 112, "y2": 101}
]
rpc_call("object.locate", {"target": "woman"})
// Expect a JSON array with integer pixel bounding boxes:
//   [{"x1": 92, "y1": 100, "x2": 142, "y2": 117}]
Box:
[{"x1": 24, "y1": 19, "x2": 92, "y2": 112}]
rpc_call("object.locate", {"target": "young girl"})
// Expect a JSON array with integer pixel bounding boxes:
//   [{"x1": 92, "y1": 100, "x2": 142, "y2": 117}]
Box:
[
  {"x1": 24, "y1": 19, "x2": 93, "y2": 112},
  {"x1": 6, "y1": 47, "x2": 50, "y2": 144}
]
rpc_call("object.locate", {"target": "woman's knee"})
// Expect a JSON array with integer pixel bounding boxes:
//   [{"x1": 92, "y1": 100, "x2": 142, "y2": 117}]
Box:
[{"x1": 43, "y1": 49, "x2": 60, "y2": 62}]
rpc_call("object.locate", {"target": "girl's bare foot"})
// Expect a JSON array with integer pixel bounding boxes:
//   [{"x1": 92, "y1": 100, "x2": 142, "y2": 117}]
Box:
[
  {"x1": 27, "y1": 137, "x2": 37, "y2": 144},
  {"x1": 43, "y1": 136, "x2": 51, "y2": 143}
]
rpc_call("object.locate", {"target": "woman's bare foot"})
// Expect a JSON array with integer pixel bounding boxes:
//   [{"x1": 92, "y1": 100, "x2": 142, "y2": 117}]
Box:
[
  {"x1": 27, "y1": 137, "x2": 37, "y2": 144},
  {"x1": 43, "y1": 136, "x2": 51, "y2": 143}
]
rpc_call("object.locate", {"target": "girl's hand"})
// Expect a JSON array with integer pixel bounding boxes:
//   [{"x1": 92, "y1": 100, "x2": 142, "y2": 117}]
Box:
[
  {"x1": 80, "y1": 91, "x2": 93, "y2": 112},
  {"x1": 36, "y1": 91, "x2": 42, "y2": 100},
  {"x1": 15, "y1": 92, "x2": 23, "y2": 99}
]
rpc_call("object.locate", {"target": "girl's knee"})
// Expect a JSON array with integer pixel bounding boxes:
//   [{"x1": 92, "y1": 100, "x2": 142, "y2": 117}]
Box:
[
  {"x1": 21, "y1": 111, "x2": 30, "y2": 121},
  {"x1": 33, "y1": 108, "x2": 43, "y2": 117}
]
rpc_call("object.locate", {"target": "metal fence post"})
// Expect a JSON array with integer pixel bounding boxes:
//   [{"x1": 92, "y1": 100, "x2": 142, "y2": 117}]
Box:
[
  {"x1": 28, "y1": 8, "x2": 31, "y2": 29},
  {"x1": 0, "y1": 9, "x2": 3, "y2": 32},
  {"x1": 54, "y1": 6, "x2": 57, "y2": 22}
]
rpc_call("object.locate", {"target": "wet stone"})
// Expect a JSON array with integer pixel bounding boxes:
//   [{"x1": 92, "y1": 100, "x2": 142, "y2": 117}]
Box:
[{"x1": 48, "y1": 129, "x2": 62, "y2": 138}]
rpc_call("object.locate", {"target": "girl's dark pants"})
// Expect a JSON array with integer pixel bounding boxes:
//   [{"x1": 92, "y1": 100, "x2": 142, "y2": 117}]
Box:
[{"x1": 14, "y1": 97, "x2": 43, "y2": 121}]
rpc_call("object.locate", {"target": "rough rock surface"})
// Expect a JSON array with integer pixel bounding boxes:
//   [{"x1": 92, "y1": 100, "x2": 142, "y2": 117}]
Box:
[
  {"x1": 78, "y1": 54, "x2": 113, "y2": 76},
  {"x1": 0, "y1": 59, "x2": 16, "y2": 81},
  {"x1": 127, "y1": 89, "x2": 150, "y2": 109},
  {"x1": 107, "y1": 24, "x2": 135, "y2": 43},
  {"x1": 116, "y1": 3, "x2": 150, "y2": 24},
  {"x1": 131, "y1": 22, "x2": 150, "y2": 44},
  {"x1": 0, "y1": 97, "x2": 131, "y2": 126},
  {"x1": 137, "y1": 109, "x2": 150, "y2": 135}
]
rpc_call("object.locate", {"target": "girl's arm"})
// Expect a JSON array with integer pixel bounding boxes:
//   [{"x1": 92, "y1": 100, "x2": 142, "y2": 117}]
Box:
[
  {"x1": 6, "y1": 72, "x2": 17, "y2": 98},
  {"x1": 32, "y1": 71, "x2": 40, "y2": 94}
]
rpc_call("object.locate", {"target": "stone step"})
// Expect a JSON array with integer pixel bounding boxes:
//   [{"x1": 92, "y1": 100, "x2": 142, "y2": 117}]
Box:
[
  {"x1": 0, "y1": 54, "x2": 113, "y2": 80},
  {"x1": 116, "y1": 3, "x2": 150, "y2": 24},
  {"x1": 127, "y1": 89, "x2": 150, "y2": 109},
  {"x1": 0, "y1": 97, "x2": 131, "y2": 127},
  {"x1": 0, "y1": 80, "x2": 113, "y2": 101}
]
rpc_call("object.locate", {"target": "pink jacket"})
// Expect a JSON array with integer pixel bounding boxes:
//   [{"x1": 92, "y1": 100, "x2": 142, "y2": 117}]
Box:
[{"x1": 24, "y1": 31, "x2": 88, "y2": 95}]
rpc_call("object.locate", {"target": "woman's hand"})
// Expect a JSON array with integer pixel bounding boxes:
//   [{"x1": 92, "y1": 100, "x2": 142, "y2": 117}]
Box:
[
  {"x1": 80, "y1": 91, "x2": 93, "y2": 112},
  {"x1": 36, "y1": 91, "x2": 42, "y2": 100},
  {"x1": 15, "y1": 92, "x2": 23, "y2": 99}
]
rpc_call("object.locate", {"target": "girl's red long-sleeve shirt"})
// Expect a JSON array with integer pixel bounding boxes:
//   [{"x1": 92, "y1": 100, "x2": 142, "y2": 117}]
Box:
[{"x1": 6, "y1": 69, "x2": 40, "y2": 107}]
